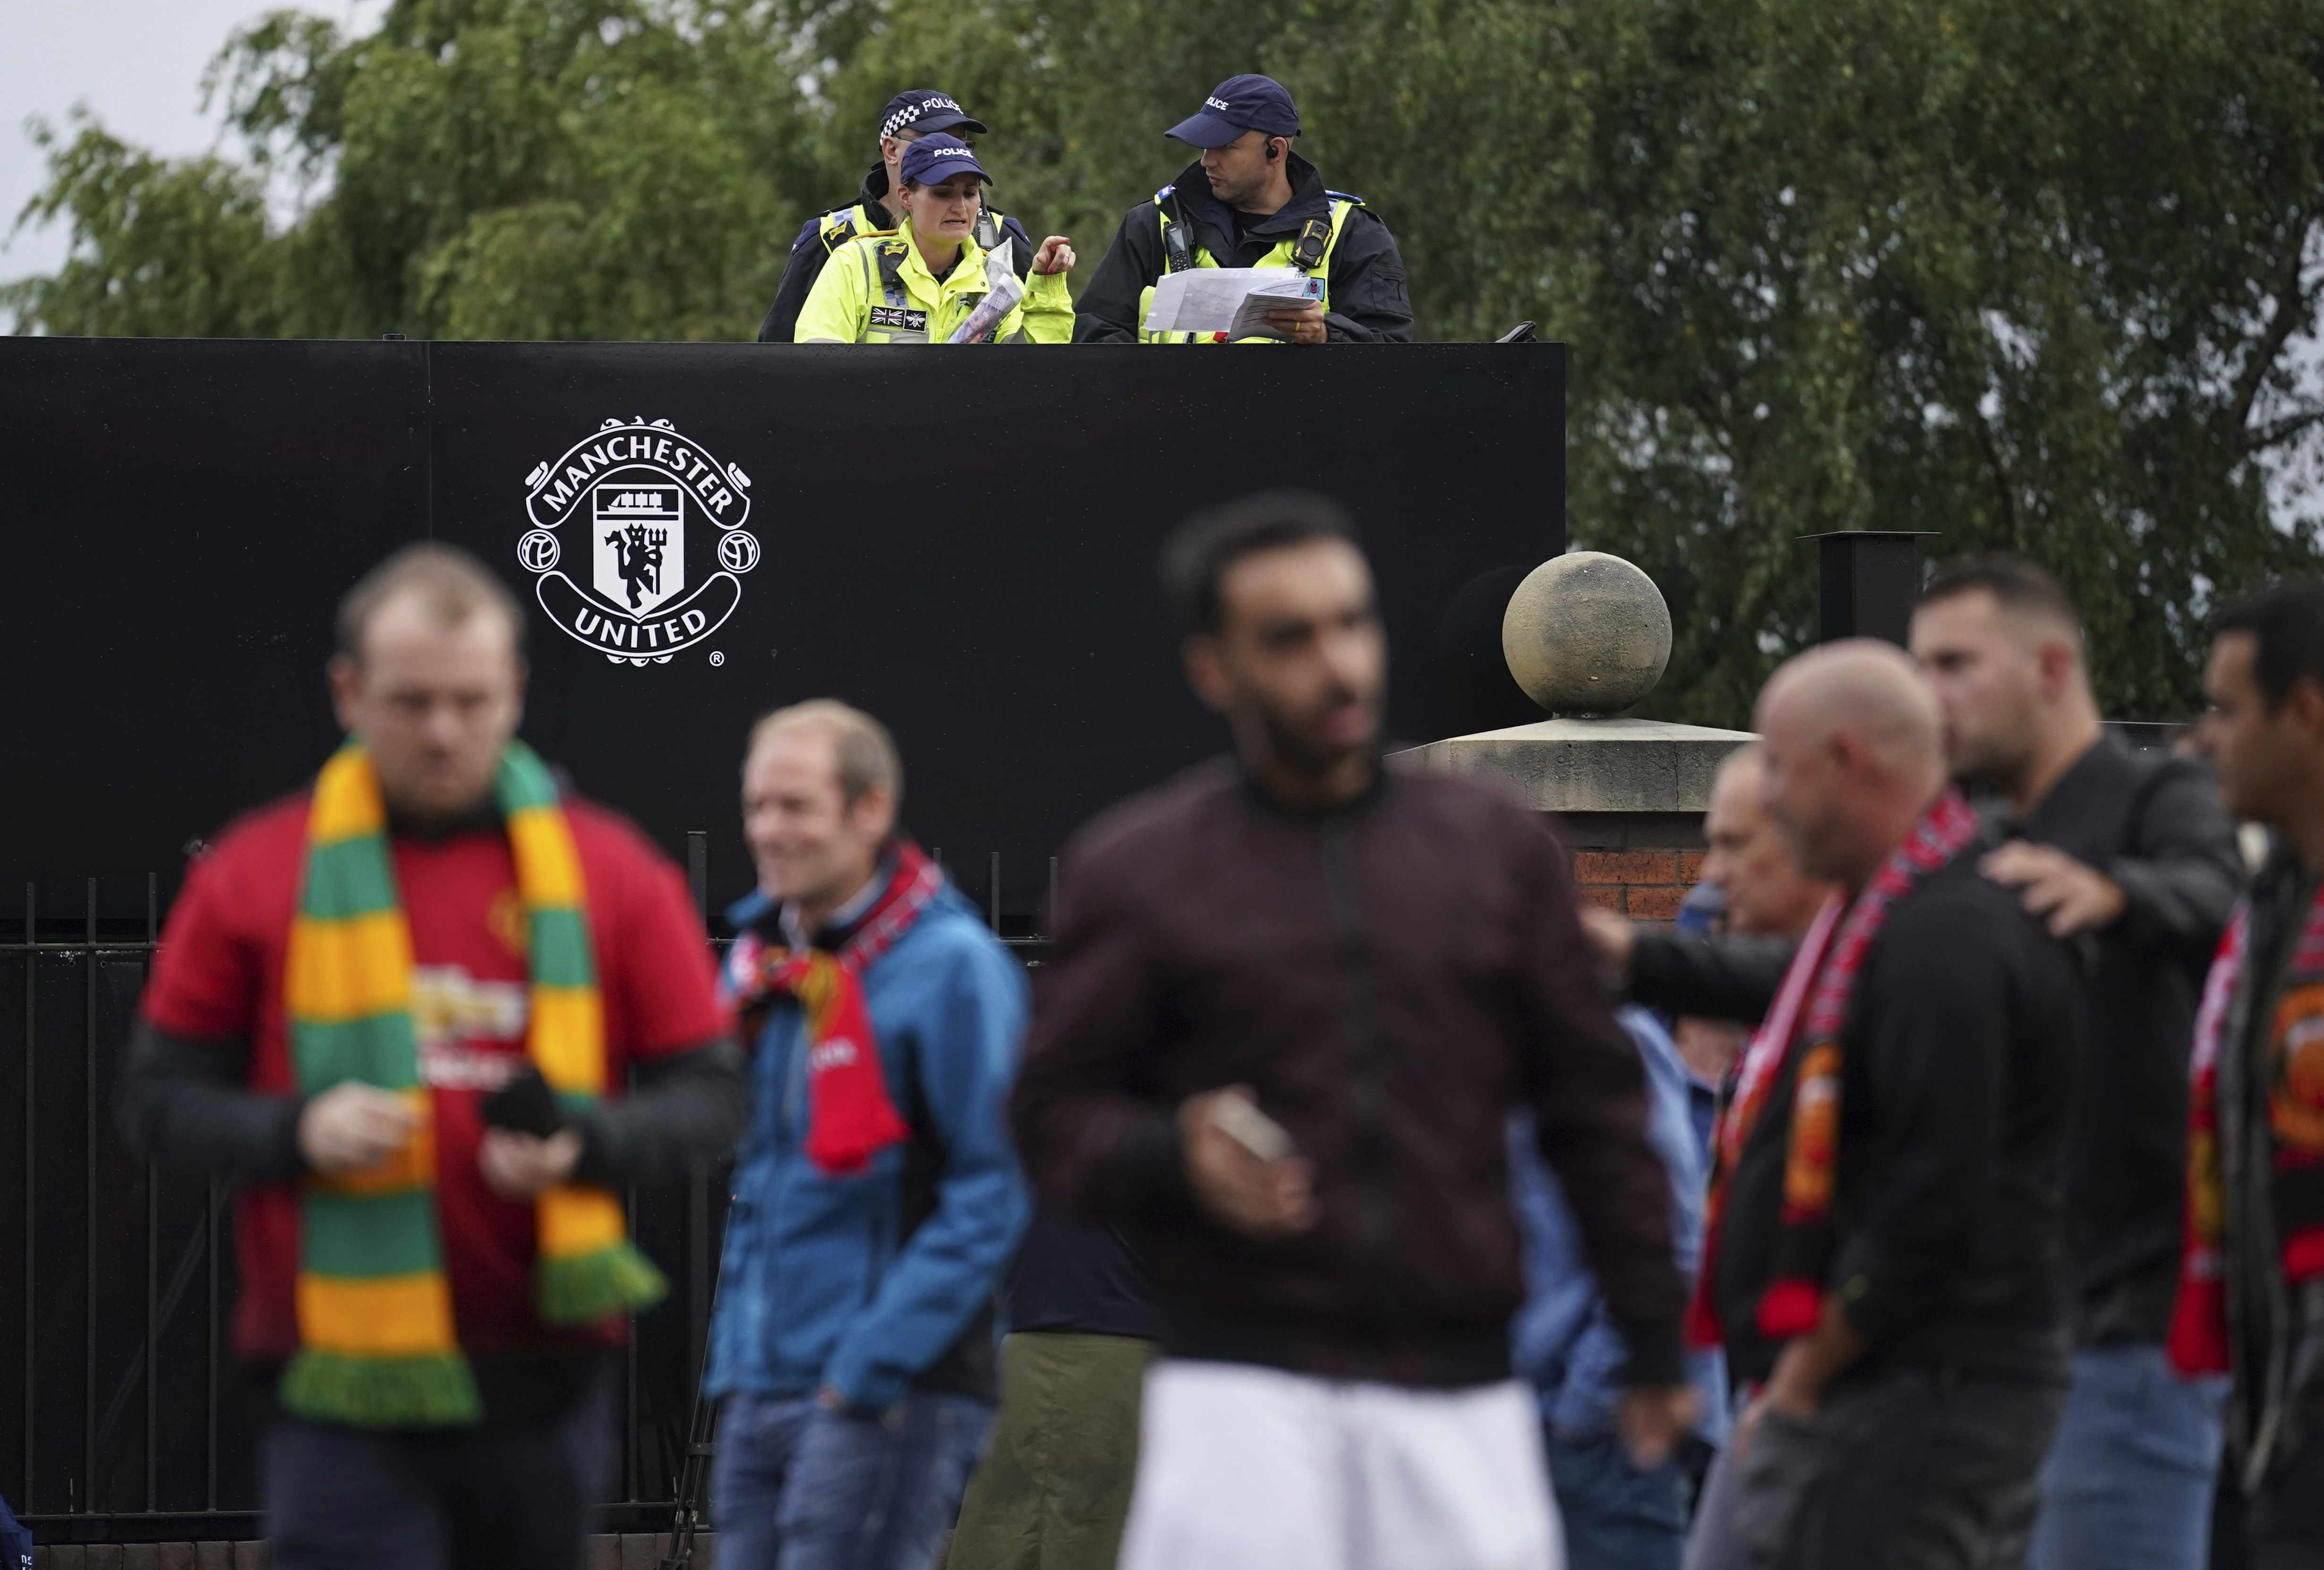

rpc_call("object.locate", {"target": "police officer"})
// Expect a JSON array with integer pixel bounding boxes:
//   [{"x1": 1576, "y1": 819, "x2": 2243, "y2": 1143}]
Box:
[
  {"x1": 757, "y1": 89, "x2": 1036, "y2": 342},
  {"x1": 1073, "y1": 75, "x2": 1412, "y2": 344},
  {"x1": 795, "y1": 136, "x2": 1075, "y2": 345}
]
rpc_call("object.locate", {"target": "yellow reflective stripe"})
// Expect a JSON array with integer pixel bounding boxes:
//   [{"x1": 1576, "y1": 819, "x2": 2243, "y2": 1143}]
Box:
[
  {"x1": 507, "y1": 805, "x2": 584, "y2": 909},
  {"x1": 530, "y1": 985, "x2": 604, "y2": 1093},
  {"x1": 540, "y1": 1186, "x2": 627, "y2": 1259},
  {"x1": 310, "y1": 750, "x2": 385, "y2": 844},
  {"x1": 308, "y1": 1090, "x2": 434, "y2": 1196},
  {"x1": 296, "y1": 1271, "x2": 458, "y2": 1357},
  {"x1": 1145, "y1": 200, "x2": 1354, "y2": 342},
  {"x1": 285, "y1": 911, "x2": 413, "y2": 1022}
]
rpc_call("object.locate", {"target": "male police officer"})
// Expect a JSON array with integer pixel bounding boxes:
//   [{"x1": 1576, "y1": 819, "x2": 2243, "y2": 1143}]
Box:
[
  {"x1": 1073, "y1": 75, "x2": 1412, "y2": 344},
  {"x1": 757, "y1": 89, "x2": 1035, "y2": 342}
]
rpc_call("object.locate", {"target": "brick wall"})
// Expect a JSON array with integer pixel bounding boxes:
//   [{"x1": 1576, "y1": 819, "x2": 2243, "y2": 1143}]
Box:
[{"x1": 1572, "y1": 848, "x2": 1705, "y2": 923}]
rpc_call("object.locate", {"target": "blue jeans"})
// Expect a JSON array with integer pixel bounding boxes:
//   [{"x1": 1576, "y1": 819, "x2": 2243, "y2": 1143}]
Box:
[
  {"x1": 2030, "y1": 1344, "x2": 2226, "y2": 1570},
  {"x1": 711, "y1": 1390, "x2": 993, "y2": 1570},
  {"x1": 1546, "y1": 1426, "x2": 1688, "y2": 1570}
]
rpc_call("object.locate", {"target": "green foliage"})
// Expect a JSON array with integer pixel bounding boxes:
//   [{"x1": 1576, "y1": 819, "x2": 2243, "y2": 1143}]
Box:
[{"x1": 9, "y1": 0, "x2": 2324, "y2": 722}]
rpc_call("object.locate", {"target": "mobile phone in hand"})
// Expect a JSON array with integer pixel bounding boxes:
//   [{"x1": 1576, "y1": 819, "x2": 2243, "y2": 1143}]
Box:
[
  {"x1": 480, "y1": 1064, "x2": 565, "y2": 1138},
  {"x1": 1209, "y1": 1092, "x2": 1294, "y2": 1163}
]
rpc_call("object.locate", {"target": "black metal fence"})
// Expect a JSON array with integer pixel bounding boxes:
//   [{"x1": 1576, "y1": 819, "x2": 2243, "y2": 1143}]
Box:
[{"x1": 2, "y1": 842, "x2": 1051, "y2": 1545}]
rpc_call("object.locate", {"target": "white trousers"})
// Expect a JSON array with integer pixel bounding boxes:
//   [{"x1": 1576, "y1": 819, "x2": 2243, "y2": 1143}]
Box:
[{"x1": 1117, "y1": 1359, "x2": 1565, "y2": 1570}]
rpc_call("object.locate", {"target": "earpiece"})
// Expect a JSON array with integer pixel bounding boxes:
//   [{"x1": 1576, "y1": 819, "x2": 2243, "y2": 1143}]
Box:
[{"x1": 1265, "y1": 139, "x2": 1281, "y2": 161}]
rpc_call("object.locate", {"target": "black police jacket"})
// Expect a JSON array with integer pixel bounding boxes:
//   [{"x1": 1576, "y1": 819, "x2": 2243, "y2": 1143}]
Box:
[
  {"x1": 757, "y1": 162, "x2": 1034, "y2": 343},
  {"x1": 1072, "y1": 153, "x2": 1413, "y2": 343}
]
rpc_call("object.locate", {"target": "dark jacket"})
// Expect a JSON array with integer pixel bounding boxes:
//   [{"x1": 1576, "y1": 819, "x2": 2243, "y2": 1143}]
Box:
[
  {"x1": 1634, "y1": 854, "x2": 2082, "y2": 1388},
  {"x1": 2215, "y1": 850, "x2": 2324, "y2": 1484},
  {"x1": 1011, "y1": 759, "x2": 1688, "y2": 1390},
  {"x1": 1633, "y1": 738, "x2": 2240, "y2": 1352},
  {"x1": 1005, "y1": 1212, "x2": 1161, "y2": 1341},
  {"x1": 1071, "y1": 154, "x2": 1413, "y2": 344},
  {"x1": 757, "y1": 162, "x2": 1033, "y2": 343},
  {"x1": 2005, "y1": 736, "x2": 2243, "y2": 1344}
]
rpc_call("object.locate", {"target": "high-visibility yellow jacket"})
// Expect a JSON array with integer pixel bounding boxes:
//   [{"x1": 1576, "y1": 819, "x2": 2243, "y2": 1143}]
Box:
[
  {"x1": 1134, "y1": 190, "x2": 1363, "y2": 345},
  {"x1": 756, "y1": 172, "x2": 1032, "y2": 341},
  {"x1": 795, "y1": 230, "x2": 1071, "y2": 345},
  {"x1": 1071, "y1": 154, "x2": 1412, "y2": 345}
]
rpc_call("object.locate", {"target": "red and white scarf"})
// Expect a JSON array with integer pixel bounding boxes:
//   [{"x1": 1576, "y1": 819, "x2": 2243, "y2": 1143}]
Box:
[
  {"x1": 1686, "y1": 789, "x2": 1984, "y2": 1349},
  {"x1": 723, "y1": 841, "x2": 945, "y2": 1176},
  {"x1": 2168, "y1": 880, "x2": 2324, "y2": 1374}
]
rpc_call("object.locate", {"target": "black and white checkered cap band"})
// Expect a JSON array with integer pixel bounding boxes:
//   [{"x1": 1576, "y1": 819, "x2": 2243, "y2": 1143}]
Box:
[{"x1": 882, "y1": 95, "x2": 964, "y2": 139}]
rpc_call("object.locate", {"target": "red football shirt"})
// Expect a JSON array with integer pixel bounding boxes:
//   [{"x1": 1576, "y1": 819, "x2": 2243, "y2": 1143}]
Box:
[{"x1": 140, "y1": 791, "x2": 728, "y2": 1361}]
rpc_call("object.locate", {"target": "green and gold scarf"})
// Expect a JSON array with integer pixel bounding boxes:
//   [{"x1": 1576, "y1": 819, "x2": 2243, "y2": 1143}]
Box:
[{"x1": 279, "y1": 740, "x2": 665, "y2": 1428}]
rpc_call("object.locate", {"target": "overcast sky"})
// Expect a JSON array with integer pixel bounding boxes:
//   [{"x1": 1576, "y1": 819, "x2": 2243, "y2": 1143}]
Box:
[{"x1": 1, "y1": 0, "x2": 385, "y2": 284}]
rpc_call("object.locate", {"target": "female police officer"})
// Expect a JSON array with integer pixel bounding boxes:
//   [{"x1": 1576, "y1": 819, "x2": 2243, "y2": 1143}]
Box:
[{"x1": 796, "y1": 136, "x2": 1075, "y2": 345}]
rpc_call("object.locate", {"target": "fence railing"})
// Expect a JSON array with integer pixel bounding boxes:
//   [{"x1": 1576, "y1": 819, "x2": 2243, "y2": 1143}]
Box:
[{"x1": 3, "y1": 841, "x2": 1053, "y2": 1544}]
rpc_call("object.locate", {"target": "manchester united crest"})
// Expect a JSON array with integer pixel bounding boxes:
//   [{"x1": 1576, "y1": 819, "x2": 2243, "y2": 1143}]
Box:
[{"x1": 517, "y1": 418, "x2": 761, "y2": 665}]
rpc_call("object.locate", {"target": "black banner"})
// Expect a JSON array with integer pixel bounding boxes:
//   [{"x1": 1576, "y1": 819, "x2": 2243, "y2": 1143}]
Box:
[{"x1": 1, "y1": 340, "x2": 1563, "y2": 919}]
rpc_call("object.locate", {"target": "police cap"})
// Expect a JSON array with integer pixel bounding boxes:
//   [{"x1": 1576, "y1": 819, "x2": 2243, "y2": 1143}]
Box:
[
  {"x1": 880, "y1": 90, "x2": 988, "y2": 140},
  {"x1": 1165, "y1": 74, "x2": 1300, "y2": 148}
]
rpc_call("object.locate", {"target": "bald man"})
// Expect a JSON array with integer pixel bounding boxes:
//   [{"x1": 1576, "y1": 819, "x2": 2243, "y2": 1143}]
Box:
[
  {"x1": 1912, "y1": 557, "x2": 2241, "y2": 1570},
  {"x1": 1585, "y1": 745, "x2": 1838, "y2": 1042},
  {"x1": 1691, "y1": 640, "x2": 2083, "y2": 1570}
]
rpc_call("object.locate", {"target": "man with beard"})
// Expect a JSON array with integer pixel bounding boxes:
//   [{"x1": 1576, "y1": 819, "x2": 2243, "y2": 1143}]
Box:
[
  {"x1": 1696, "y1": 641, "x2": 2082, "y2": 1569},
  {"x1": 1010, "y1": 491, "x2": 1695, "y2": 1570},
  {"x1": 1910, "y1": 557, "x2": 2243, "y2": 1570},
  {"x1": 2171, "y1": 580, "x2": 2324, "y2": 1567},
  {"x1": 1072, "y1": 76, "x2": 1412, "y2": 344}
]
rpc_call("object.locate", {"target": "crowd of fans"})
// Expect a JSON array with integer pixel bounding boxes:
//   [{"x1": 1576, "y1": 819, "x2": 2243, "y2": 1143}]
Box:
[{"x1": 108, "y1": 495, "x2": 2324, "y2": 1570}]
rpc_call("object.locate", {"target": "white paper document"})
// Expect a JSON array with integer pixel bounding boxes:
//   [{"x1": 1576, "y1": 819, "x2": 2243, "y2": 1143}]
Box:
[{"x1": 1142, "y1": 268, "x2": 1325, "y2": 340}]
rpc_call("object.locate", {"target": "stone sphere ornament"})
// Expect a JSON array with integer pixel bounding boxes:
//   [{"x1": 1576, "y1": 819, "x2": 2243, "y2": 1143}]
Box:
[{"x1": 1500, "y1": 551, "x2": 1673, "y2": 716}]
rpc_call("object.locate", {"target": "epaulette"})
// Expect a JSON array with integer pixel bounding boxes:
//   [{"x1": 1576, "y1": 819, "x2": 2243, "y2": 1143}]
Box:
[
  {"x1": 1325, "y1": 190, "x2": 1367, "y2": 206},
  {"x1": 1153, "y1": 183, "x2": 1176, "y2": 205}
]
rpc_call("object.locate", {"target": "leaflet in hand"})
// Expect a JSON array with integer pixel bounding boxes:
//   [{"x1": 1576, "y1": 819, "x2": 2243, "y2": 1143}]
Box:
[
  {"x1": 1142, "y1": 269, "x2": 1324, "y2": 341},
  {"x1": 947, "y1": 267, "x2": 1026, "y2": 344}
]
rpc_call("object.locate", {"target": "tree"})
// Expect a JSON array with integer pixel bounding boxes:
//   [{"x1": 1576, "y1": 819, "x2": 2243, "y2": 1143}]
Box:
[
  {"x1": 7, "y1": 1, "x2": 812, "y2": 340},
  {"x1": 10, "y1": 0, "x2": 2323, "y2": 723}
]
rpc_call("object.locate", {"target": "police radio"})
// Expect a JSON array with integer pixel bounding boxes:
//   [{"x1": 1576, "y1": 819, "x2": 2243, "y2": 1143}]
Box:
[{"x1": 1163, "y1": 218, "x2": 1195, "y2": 274}]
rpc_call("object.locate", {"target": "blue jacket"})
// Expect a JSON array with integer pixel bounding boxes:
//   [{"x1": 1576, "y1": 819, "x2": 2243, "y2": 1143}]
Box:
[
  {"x1": 705, "y1": 881, "x2": 1030, "y2": 1412},
  {"x1": 1511, "y1": 1006, "x2": 1730, "y2": 1445}
]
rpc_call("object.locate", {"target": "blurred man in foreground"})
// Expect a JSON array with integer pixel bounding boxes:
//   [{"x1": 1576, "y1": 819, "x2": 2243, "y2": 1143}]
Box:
[
  {"x1": 122, "y1": 545, "x2": 744, "y2": 1570},
  {"x1": 705, "y1": 701, "x2": 1029, "y2": 1570},
  {"x1": 1012, "y1": 492, "x2": 1693, "y2": 1570},
  {"x1": 2174, "y1": 580, "x2": 2324, "y2": 1568},
  {"x1": 1693, "y1": 642, "x2": 2080, "y2": 1568},
  {"x1": 1911, "y1": 557, "x2": 2243, "y2": 1570}
]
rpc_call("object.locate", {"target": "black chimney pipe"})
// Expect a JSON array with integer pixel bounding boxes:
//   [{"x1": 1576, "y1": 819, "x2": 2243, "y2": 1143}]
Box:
[{"x1": 1799, "y1": 531, "x2": 1938, "y2": 647}]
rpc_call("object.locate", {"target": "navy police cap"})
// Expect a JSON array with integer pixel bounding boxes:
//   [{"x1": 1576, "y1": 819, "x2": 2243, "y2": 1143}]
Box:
[
  {"x1": 899, "y1": 134, "x2": 992, "y2": 189},
  {"x1": 880, "y1": 89, "x2": 988, "y2": 140},
  {"x1": 1165, "y1": 74, "x2": 1300, "y2": 148}
]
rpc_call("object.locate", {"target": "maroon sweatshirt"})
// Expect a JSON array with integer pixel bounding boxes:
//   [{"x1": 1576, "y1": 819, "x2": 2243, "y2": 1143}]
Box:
[{"x1": 1012, "y1": 759, "x2": 1687, "y2": 1389}]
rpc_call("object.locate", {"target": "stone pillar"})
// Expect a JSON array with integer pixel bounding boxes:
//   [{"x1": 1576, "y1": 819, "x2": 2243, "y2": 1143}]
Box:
[
  {"x1": 1392, "y1": 715, "x2": 1753, "y2": 918},
  {"x1": 1398, "y1": 550, "x2": 1755, "y2": 922}
]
